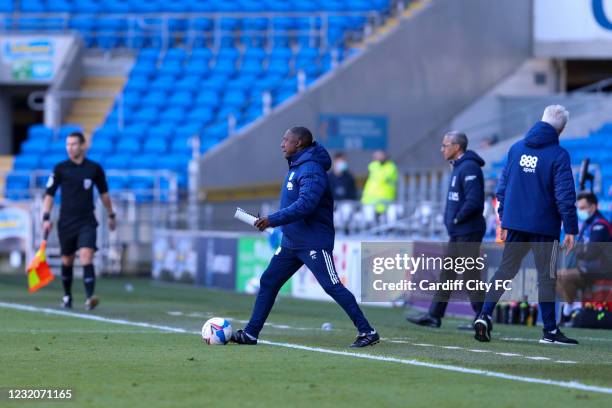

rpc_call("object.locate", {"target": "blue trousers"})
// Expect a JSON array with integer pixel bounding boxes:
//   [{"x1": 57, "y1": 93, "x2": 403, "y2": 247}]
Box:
[
  {"x1": 482, "y1": 230, "x2": 559, "y2": 331},
  {"x1": 244, "y1": 247, "x2": 374, "y2": 338}
]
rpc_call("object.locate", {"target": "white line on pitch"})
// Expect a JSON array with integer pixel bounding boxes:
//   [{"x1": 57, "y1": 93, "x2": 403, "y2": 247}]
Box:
[{"x1": 1, "y1": 302, "x2": 610, "y2": 395}]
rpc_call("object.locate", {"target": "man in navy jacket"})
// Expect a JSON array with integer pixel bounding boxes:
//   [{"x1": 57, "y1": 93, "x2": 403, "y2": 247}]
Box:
[
  {"x1": 474, "y1": 105, "x2": 579, "y2": 345},
  {"x1": 407, "y1": 131, "x2": 486, "y2": 328},
  {"x1": 232, "y1": 127, "x2": 379, "y2": 348}
]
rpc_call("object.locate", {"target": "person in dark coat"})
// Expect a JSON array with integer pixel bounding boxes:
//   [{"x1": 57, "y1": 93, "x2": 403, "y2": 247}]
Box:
[
  {"x1": 474, "y1": 105, "x2": 579, "y2": 345},
  {"x1": 328, "y1": 152, "x2": 357, "y2": 201},
  {"x1": 407, "y1": 131, "x2": 486, "y2": 328}
]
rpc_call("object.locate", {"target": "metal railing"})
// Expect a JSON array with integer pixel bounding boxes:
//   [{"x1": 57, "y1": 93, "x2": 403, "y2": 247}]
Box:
[
  {"x1": 461, "y1": 76, "x2": 612, "y2": 143},
  {"x1": 0, "y1": 10, "x2": 392, "y2": 52}
]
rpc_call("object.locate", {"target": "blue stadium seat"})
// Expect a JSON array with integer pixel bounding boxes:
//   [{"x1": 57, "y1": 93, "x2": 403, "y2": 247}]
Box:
[
  {"x1": 89, "y1": 138, "x2": 114, "y2": 155},
  {"x1": 20, "y1": 139, "x2": 48, "y2": 154},
  {"x1": 133, "y1": 107, "x2": 159, "y2": 124},
  {"x1": 169, "y1": 91, "x2": 194, "y2": 107},
  {"x1": 130, "y1": 154, "x2": 159, "y2": 170},
  {"x1": 222, "y1": 90, "x2": 247, "y2": 107},
  {"x1": 151, "y1": 76, "x2": 176, "y2": 92},
  {"x1": 184, "y1": 60, "x2": 210, "y2": 76},
  {"x1": 143, "y1": 90, "x2": 168, "y2": 107},
  {"x1": 269, "y1": 47, "x2": 293, "y2": 59},
  {"x1": 121, "y1": 123, "x2": 148, "y2": 139},
  {"x1": 40, "y1": 153, "x2": 67, "y2": 170},
  {"x1": 175, "y1": 75, "x2": 203, "y2": 91},
  {"x1": 190, "y1": 18, "x2": 213, "y2": 30},
  {"x1": 217, "y1": 47, "x2": 241, "y2": 61},
  {"x1": 20, "y1": 0, "x2": 46, "y2": 13},
  {"x1": 149, "y1": 126, "x2": 174, "y2": 140},
  {"x1": 159, "y1": 108, "x2": 186, "y2": 123},
  {"x1": 6, "y1": 172, "x2": 31, "y2": 193},
  {"x1": 158, "y1": 60, "x2": 183, "y2": 76},
  {"x1": 105, "y1": 154, "x2": 131, "y2": 170},
  {"x1": 187, "y1": 107, "x2": 215, "y2": 125},
  {"x1": 28, "y1": 125, "x2": 54, "y2": 140},
  {"x1": 176, "y1": 124, "x2": 202, "y2": 138},
  {"x1": 106, "y1": 174, "x2": 128, "y2": 190},
  {"x1": 201, "y1": 76, "x2": 227, "y2": 92},
  {"x1": 143, "y1": 138, "x2": 168, "y2": 154},
  {"x1": 196, "y1": 90, "x2": 221, "y2": 107},
  {"x1": 116, "y1": 138, "x2": 141, "y2": 153},
  {"x1": 49, "y1": 139, "x2": 67, "y2": 154},
  {"x1": 13, "y1": 154, "x2": 40, "y2": 170},
  {"x1": 170, "y1": 137, "x2": 192, "y2": 154}
]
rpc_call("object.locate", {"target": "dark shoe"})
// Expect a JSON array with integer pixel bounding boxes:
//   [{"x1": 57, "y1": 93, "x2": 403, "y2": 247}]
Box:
[
  {"x1": 230, "y1": 329, "x2": 258, "y2": 345},
  {"x1": 539, "y1": 329, "x2": 578, "y2": 345},
  {"x1": 61, "y1": 295, "x2": 72, "y2": 309},
  {"x1": 350, "y1": 331, "x2": 380, "y2": 348},
  {"x1": 474, "y1": 313, "x2": 492, "y2": 342},
  {"x1": 406, "y1": 314, "x2": 441, "y2": 328},
  {"x1": 85, "y1": 296, "x2": 99, "y2": 311}
]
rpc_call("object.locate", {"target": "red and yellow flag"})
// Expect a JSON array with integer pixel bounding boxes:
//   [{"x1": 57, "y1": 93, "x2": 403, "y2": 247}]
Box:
[{"x1": 27, "y1": 240, "x2": 54, "y2": 293}]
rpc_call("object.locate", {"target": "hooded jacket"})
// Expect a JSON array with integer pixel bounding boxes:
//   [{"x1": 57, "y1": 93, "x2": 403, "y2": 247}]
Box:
[
  {"x1": 496, "y1": 121, "x2": 578, "y2": 238},
  {"x1": 268, "y1": 142, "x2": 335, "y2": 250},
  {"x1": 444, "y1": 150, "x2": 486, "y2": 237}
]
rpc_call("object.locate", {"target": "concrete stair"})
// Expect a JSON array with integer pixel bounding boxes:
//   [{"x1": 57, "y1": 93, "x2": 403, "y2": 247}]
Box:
[
  {"x1": 64, "y1": 76, "x2": 125, "y2": 136},
  {"x1": 0, "y1": 155, "x2": 14, "y2": 198}
]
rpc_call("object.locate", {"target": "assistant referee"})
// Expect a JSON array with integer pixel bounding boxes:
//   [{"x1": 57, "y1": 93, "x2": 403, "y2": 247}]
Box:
[{"x1": 42, "y1": 131, "x2": 116, "y2": 310}]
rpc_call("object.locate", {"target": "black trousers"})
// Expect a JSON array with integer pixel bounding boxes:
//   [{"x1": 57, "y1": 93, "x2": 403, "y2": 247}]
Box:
[{"x1": 429, "y1": 230, "x2": 485, "y2": 319}]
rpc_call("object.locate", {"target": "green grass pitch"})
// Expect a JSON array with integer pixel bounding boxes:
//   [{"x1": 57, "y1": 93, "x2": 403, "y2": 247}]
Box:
[{"x1": 0, "y1": 274, "x2": 611, "y2": 407}]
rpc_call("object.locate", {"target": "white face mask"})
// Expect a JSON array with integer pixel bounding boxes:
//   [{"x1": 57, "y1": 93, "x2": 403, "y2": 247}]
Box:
[
  {"x1": 577, "y1": 209, "x2": 591, "y2": 222},
  {"x1": 335, "y1": 161, "x2": 348, "y2": 173}
]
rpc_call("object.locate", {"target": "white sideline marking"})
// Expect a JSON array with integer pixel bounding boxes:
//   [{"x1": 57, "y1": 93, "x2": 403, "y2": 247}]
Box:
[
  {"x1": 555, "y1": 360, "x2": 577, "y2": 364},
  {"x1": 496, "y1": 353, "x2": 522, "y2": 357},
  {"x1": 525, "y1": 357, "x2": 551, "y2": 361},
  {"x1": 2, "y1": 302, "x2": 611, "y2": 395}
]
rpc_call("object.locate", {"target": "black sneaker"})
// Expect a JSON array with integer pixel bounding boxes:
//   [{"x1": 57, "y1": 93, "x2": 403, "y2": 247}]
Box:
[
  {"x1": 539, "y1": 329, "x2": 579, "y2": 345},
  {"x1": 350, "y1": 331, "x2": 380, "y2": 348},
  {"x1": 230, "y1": 329, "x2": 258, "y2": 345},
  {"x1": 61, "y1": 295, "x2": 72, "y2": 309},
  {"x1": 406, "y1": 314, "x2": 441, "y2": 328},
  {"x1": 474, "y1": 313, "x2": 492, "y2": 342}
]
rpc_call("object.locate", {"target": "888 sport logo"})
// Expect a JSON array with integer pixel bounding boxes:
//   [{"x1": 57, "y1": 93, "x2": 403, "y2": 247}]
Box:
[{"x1": 520, "y1": 154, "x2": 538, "y2": 173}]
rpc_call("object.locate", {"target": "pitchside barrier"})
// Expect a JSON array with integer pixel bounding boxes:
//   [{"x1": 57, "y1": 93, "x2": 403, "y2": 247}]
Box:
[{"x1": 152, "y1": 229, "x2": 612, "y2": 320}]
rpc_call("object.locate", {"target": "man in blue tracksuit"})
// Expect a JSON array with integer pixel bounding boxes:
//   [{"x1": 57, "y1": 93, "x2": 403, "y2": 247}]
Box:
[
  {"x1": 407, "y1": 131, "x2": 486, "y2": 328},
  {"x1": 231, "y1": 126, "x2": 379, "y2": 348},
  {"x1": 474, "y1": 105, "x2": 579, "y2": 345}
]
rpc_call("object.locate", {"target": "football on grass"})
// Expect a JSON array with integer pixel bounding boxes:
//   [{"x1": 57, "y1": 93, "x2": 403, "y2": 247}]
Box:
[{"x1": 201, "y1": 318, "x2": 233, "y2": 345}]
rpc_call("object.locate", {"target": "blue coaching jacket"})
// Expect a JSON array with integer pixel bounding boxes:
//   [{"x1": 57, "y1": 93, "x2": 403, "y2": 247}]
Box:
[
  {"x1": 268, "y1": 142, "x2": 335, "y2": 250},
  {"x1": 496, "y1": 121, "x2": 578, "y2": 237},
  {"x1": 444, "y1": 150, "x2": 486, "y2": 237}
]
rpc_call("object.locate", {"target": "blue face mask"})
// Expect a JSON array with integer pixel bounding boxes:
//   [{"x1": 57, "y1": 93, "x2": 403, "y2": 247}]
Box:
[{"x1": 577, "y1": 209, "x2": 591, "y2": 222}]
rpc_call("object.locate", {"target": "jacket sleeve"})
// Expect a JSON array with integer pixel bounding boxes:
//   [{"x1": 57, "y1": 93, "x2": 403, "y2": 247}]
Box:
[
  {"x1": 553, "y1": 150, "x2": 578, "y2": 235},
  {"x1": 495, "y1": 157, "x2": 510, "y2": 221},
  {"x1": 455, "y1": 164, "x2": 484, "y2": 223},
  {"x1": 268, "y1": 163, "x2": 326, "y2": 227},
  {"x1": 576, "y1": 222, "x2": 611, "y2": 261}
]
